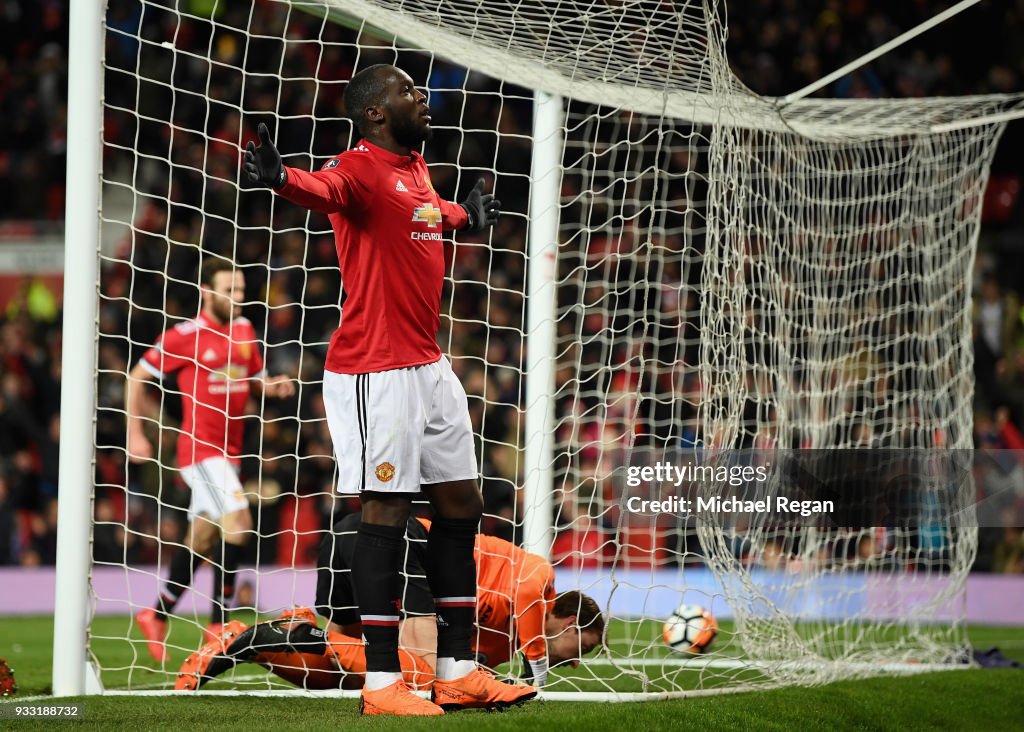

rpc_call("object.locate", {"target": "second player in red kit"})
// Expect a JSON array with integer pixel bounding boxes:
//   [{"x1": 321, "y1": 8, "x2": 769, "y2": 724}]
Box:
[{"x1": 128, "y1": 258, "x2": 295, "y2": 661}]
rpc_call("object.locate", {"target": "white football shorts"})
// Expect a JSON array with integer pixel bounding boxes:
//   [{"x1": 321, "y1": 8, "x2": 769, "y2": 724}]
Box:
[
  {"x1": 322, "y1": 356, "x2": 479, "y2": 494},
  {"x1": 180, "y1": 457, "x2": 249, "y2": 522}
]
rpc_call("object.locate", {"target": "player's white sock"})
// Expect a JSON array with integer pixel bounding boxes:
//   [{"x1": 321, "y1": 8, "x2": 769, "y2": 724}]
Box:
[
  {"x1": 363, "y1": 671, "x2": 403, "y2": 691},
  {"x1": 436, "y1": 657, "x2": 476, "y2": 680}
]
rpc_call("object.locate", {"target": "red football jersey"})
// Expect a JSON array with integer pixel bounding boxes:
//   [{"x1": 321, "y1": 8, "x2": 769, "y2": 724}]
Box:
[
  {"x1": 276, "y1": 140, "x2": 469, "y2": 374},
  {"x1": 139, "y1": 313, "x2": 264, "y2": 468}
]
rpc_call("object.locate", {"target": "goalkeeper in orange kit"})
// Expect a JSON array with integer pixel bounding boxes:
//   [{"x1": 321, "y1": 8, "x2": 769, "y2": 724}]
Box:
[{"x1": 177, "y1": 514, "x2": 603, "y2": 705}]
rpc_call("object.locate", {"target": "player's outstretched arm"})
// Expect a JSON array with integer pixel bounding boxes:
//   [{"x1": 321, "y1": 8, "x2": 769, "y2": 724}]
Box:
[
  {"x1": 459, "y1": 178, "x2": 501, "y2": 233},
  {"x1": 244, "y1": 122, "x2": 287, "y2": 189},
  {"x1": 244, "y1": 125, "x2": 357, "y2": 214}
]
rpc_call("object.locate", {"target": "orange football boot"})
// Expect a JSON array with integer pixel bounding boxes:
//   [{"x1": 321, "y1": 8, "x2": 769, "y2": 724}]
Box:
[
  {"x1": 175, "y1": 620, "x2": 248, "y2": 691},
  {"x1": 203, "y1": 622, "x2": 224, "y2": 644},
  {"x1": 360, "y1": 679, "x2": 445, "y2": 716},
  {"x1": 273, "y1": 607, "x2": 318, "y2": 624},
  {"x1": 432, "y1": 667, "x2": 537, "y2": 711},
  {"x1": 134, "y1": 608, "x2": 169, "y2": 663}
]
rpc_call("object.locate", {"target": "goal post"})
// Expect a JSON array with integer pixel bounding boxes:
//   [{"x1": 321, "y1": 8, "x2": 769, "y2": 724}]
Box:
[
  {"x1": 523, "y1": 88, "x2": 563, "y2": 561},
  {"x1": 58, "y1": 0, "x2": 1024, "y2": 699},
  {"x1": 53, "y1": 0, "x2": 105, "y2": 698}
]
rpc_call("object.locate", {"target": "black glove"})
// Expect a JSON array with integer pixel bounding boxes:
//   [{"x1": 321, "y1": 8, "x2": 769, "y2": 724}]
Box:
[
  {"x1": 460, "y1": 178, "x2": 501, "y2": 232},
  {"x1": 244, "y1": 123, "x2": 286, "y2": 188}
]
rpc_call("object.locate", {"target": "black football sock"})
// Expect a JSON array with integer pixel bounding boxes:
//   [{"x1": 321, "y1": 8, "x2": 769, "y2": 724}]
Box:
[
  {"x1": 425, "y1": 517, "x2": 478, "y2": 662},
  {"x1": 155, "y1": 548, "x2": 203, "y2": 620},
  {"x1": 211, "y1": 542, "x2": 242, "y2": 626},
  {"x1": 210, "y1": 544, "x2": 224, "y2": 626},
  {"x1": 351, "y1": 522, "x2": 405, "y2": 673},
  {"x1": 210, "y1": 562, "x2": 224, "y2": 627}
]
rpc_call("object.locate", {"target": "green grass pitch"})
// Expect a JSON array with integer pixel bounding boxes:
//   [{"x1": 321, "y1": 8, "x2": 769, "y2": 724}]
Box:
[{"x1": 1, "y1": 615, "x2": 1022, "y2": 730}]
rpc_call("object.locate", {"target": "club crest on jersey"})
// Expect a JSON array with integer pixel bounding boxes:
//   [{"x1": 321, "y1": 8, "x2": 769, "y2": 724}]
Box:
[
  {"x1": 375, "y1": 462, "x2": 396, "y2": 482},
  {"x1": 412, "y1": 203, "x2": 442, "y2": 228}
]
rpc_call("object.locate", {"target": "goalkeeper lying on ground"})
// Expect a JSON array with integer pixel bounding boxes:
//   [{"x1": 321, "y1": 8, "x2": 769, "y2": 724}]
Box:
[{"x1": 176, "y1": 513, "x2": 604, "y2": 694}]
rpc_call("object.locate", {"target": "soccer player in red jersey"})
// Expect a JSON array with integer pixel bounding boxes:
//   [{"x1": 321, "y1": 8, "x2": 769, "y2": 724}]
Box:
[
  {"x1": 243, "y1": 64, "x2": 523, "y2": 715},
  {"x1": 127, "y1": 258, "x2": 295, "y2": 662}
]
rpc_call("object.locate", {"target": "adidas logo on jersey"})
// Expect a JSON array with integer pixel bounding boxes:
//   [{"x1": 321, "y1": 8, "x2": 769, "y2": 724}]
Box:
[
  {"x1": 395, "y1": 179, "x2": 408, "y2": 192},
  {"x1": 201, "y1": 347, "x2": 219, "y2": 363}
]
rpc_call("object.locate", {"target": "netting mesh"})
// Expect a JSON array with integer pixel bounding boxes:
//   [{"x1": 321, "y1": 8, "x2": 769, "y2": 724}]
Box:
[
  {"x1": 704, "y1": 128, "x2": 996, "y2": 451},
  {"x1": 87, "y1": 0, "x2": 1021, "y2": 696},
  {"x1": 693, "y1": 124, "x2": 1000, "y2": 679},
  {"x1": 317, "y1": 0, "x2": 723, "y2": 93}
]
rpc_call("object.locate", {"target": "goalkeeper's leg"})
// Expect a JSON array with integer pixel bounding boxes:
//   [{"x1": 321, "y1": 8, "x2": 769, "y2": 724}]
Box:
[
  {"x1": 177, "y1": 610, "x2": 331, "y2": 691},
  {"x1": 176, "y1": 610, "x2": 433, "y2": 691},
  {"x1": 251, "y1": 626, "x2": 433, "y2": 690}
]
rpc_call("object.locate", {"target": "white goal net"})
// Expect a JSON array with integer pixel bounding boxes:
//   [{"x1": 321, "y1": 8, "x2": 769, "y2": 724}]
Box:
[{"x1": 66, "y1": 0, "x2": 1024, "y2": 698}]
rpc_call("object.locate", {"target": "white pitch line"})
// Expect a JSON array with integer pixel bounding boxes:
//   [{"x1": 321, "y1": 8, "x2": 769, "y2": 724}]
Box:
[
  {"x1": 585, "y1": 657, "x2": 963, "y2": 674},
  {"x1": 0, "y1": 658, "x2": 967, "y2": 703}
]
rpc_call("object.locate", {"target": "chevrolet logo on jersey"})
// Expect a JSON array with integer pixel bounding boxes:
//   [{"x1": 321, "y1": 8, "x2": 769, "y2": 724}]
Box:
[{"x1": 412, "y1": 203, "x2": 443, "y2": 228}]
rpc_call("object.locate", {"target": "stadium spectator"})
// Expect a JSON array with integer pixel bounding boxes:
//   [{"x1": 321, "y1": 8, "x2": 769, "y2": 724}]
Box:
[
  {"x1": 0, "y1": 476, "x2": 14, "y2": 564},
  {"x1": 974, "y1": 273, "x2": 1021, "y2": 403},
  {"x1": 992, "y1": 511, "x2": 1024, "y2": 574},
  {"x1": 0, "y1": 0, "x2": 1022, "y2": 579},
  {"x1": 127, "y1": 257, "x2": 295, "y2": 662}
]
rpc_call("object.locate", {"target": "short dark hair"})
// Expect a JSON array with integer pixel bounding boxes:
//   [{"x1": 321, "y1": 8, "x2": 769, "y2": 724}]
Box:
[
  {"x1": 552, "y1": 591, "x2": 605, "y2": 640},
  {"x1": 343, "y1": 64, "x2": 394, "y2": 135},
  {"x1": 200, "y1": 257, "x2": 235, "y2": 288}
]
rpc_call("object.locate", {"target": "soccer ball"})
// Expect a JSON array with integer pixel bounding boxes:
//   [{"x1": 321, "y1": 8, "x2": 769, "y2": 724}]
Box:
[{"x1": 662, "y1": 604, "x2": 717, "y2": 654}]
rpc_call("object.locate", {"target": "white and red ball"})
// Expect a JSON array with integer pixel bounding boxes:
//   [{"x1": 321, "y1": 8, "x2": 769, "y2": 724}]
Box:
[{"x1": 662, "y1": 604, "x2": 718, "y2": 654}]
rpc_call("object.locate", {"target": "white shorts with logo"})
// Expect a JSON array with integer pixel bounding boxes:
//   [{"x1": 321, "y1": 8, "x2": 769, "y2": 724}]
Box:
[
  {"x1": 180, "y1": 457, "x2": 248, "y2": 522},
  {"x1": 322, "y1": 356, "x2": 479, "y2": 494}
]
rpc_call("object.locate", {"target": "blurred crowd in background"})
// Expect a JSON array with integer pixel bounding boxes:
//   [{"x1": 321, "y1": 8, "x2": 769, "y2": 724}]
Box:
[{"x1": 1, "y1": 0, "x2": 1023, "y2": 576}]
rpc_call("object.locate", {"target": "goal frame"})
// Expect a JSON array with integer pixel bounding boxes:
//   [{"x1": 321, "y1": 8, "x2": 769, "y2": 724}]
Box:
[
  {"x1": 53, "y1": 0, "x2": 105, "y2": 698},
  {"x1": 52, "y1": 0, "x2": 572, "y2": 699},
  {"x1": 53, "y1": 0, "x2": 1022, "y2": 699}
]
